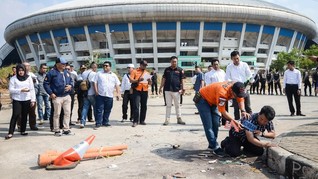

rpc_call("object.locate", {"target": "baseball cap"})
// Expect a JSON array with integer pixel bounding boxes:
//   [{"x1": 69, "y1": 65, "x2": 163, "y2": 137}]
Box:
[
  {"x1": 127, "y1": 64, "x2": 135, "y2": 68},
  {"x1": 231, "y1": 82, "x2": 246, "y2": 98},
  {"x1": 56, "y1": 57, "x2": 68, "y2": 65},
  {"x1": 140, "y1": 60, "x2": 148, "y2": 66}
]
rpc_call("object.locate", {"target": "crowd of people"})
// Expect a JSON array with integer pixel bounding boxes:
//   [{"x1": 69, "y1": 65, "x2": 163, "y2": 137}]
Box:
[{"x1": 4, "y1": 52, "x2": 318, "y2": 159}]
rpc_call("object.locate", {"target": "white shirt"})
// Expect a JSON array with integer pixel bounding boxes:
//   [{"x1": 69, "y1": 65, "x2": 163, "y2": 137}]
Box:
[
  {"x1": 92, "y1": 71, "x2": 120, "y2": 97},
  {"x1": 120, "y1": 73, "x2": 132, "y2": 94},
  {"x1": 82, "y1": 69, "x2": 97, "y2": 96},
  {"x1": 225, "y1": 62, "x2": 253, "y2": 83},
  {"x1": 205, "y1": 69, "x2": 226, "y2": 85},
  {"x1": 283, "y1": 69, "x2": 302, "y2": 89},
  {"x1": 9, "y1": 76, "x2": 36, "y2": 102}
]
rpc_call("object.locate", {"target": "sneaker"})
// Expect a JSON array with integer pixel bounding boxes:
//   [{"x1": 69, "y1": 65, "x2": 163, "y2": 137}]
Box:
[
  {"x1": 54, "y1": 131, "x2": 62, "y2": 137},
  {"x1": 140, "y1": 122, "x2": 146, "y2": 125},
  {"x1": 39, "y1": 120, "x2": 44, "y2": 125},
  {"x1": 132, "y1": 123, "x2": 137, "y2": 127},
  {"x1": 63, "y1": 130, "x2": 71, "y2": 135},
  {"x1": 163, "y1": 119, "x2": 170, "y2": 126},
  {"x1": 213, "y1": 148, "x2": 227, "y2": 157},
  {"x1": 94, "y1": 125, "x2": 101, "y2": 130},
  {"x1": 177, "y1": 117, "x2": 186, "y2": 125},
  {"x1": 79, "y1": 124, "x2": 85, "y2": 129}
]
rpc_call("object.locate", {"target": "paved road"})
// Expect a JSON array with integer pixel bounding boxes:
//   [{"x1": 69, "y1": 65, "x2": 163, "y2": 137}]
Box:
[{"x1": 0, "y1": 93, "x2": 317, "y2": 179}]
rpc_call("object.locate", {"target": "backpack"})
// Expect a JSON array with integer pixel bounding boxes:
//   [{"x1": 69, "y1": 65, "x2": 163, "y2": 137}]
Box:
[{"x1": 79, "y1": 72, "x2": 92, "y2": 91}]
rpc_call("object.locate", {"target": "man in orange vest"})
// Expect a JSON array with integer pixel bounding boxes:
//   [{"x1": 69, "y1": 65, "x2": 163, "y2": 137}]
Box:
[
  {"x1": 130, "y1": 60, "x2": 152, "y2": 127},
  {"x1": 194, "y1": 81, "x2": 250, "y2": 157}
]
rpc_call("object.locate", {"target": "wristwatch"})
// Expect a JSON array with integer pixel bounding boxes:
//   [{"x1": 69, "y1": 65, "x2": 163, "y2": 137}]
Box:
[{"x1": 241, "y1": 109, "x2": 246, "y2": 113}]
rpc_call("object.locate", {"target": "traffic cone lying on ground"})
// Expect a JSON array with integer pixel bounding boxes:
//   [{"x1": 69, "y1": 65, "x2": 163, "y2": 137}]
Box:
[
  {"x1": 38, "y1": 144, "x2": 128, "y2": 167},
  {"x1": 46, "y1": 135, "x2": 95, "y2": 170}
]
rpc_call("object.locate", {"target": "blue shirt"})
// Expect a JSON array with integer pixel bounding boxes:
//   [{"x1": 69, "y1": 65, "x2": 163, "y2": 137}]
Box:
[
  {"x1": 43, "y1": 68, "x2": 73, "y2": 97},
  {"x1": 194, "y1": 72, "x2": 203, "y2": 92}
]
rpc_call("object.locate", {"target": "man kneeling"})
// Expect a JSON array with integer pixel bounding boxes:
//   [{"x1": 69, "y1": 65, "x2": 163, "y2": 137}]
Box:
[{"x1": 221, "y1": 105, "x2": 276, "y2": 157}]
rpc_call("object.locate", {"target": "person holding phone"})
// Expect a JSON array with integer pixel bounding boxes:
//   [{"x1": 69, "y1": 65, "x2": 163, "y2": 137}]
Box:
[{"x1": 6, "y1": 64, "x2": 36, "y2": 139}]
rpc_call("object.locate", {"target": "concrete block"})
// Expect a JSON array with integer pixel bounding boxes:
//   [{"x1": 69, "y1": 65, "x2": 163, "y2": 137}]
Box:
[
  {"x1": 285, "y1": 155, "x2": 318, "y2": 179},
  {"x1": 267, "y1": 147, "x2": 293, "y2": 175}
]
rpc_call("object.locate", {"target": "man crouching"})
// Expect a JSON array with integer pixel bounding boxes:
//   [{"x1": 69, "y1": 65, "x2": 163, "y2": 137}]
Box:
[{"x1": 221, "y1": 105, "x2": 276, "y2": 157}]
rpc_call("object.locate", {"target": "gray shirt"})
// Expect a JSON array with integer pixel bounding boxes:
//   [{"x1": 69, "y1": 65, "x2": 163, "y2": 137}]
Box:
[{"x1": 35, "y1": 72, "x2": 48, "y2": 96}]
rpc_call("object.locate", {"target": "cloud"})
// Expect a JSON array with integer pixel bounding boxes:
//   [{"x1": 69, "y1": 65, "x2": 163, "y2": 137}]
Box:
[{"x1": 0, "y1": 0, "x2": 70, "y2": 46}]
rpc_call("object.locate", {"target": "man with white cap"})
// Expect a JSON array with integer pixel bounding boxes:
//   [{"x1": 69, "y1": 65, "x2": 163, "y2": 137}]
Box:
[{"x1": 120, "y1": 64, "x2": 135, "y2": 122}]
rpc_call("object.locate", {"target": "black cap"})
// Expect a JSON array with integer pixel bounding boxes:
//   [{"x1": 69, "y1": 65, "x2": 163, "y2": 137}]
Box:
[
  {"x1": 140, "y1": 60, "x2": 148, "y2": 66},
  {"x1": 232, "y1": 82, "x2": 246, "y2": 98},
  {"x1": 55, "y1": 57, "x2": 68, "y2": 64}
]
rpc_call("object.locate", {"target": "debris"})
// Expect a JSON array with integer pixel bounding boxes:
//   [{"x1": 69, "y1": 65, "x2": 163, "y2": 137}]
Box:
[
  {"x1": 172, "y1": 172, "x2": 186, "y2": 178},
  {"x1": 207, "y1": 167, "x2": 214, "y2": 171},
  {"x1": 208, "y1": 159, "x2": 217, "y2": 164},
  {"x1": 200, "y1": 170, "x2": 206, "y2": 173},
  {"x1": 108, "y1": 164, "x2": 118, "y2": 169},
  {"x1": 250, "y1": 167, "x2": 261, "y2": 173}
]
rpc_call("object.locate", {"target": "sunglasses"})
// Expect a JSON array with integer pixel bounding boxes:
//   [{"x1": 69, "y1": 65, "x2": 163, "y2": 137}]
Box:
[{"x1": 103, "y1": 65, "x2": 110, "y2": 67}]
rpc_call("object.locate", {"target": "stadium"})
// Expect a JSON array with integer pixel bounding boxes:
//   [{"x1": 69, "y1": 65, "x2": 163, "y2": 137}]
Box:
[{"x1": 1, "y1": 0, "x2": 317, "y2": 73}]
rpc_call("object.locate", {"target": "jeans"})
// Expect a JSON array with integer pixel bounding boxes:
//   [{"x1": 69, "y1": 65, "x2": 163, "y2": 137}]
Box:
[
  {"x1": 36, "y1": 94, "x2": 51, "y2": 120},
  {"x1": 81, "y1": 95, "x2": 96, "y2": 126},
  {"x1": 95, "y1": 95, "x2": 113, "y2": 126},
  {"x1": 195, "y1": 98, "x2": 220, "y2": 150}
]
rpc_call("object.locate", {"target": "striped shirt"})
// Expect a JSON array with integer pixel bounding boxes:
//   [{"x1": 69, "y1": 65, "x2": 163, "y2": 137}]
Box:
[{"x1": 230, "y1": 113, "x2": 274, "y2": 142}]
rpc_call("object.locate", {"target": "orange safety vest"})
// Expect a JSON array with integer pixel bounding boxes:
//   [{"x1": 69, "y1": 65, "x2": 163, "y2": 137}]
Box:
[
  {"x1": 130, "y1": 68, "x2": 150, "y2": 91},
  {"x1": 199, "y1": 81, "x2": 244, "y2": 113}
]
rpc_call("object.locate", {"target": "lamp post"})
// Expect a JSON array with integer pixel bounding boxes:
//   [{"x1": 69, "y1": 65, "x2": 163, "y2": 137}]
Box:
[
  {"x1": 31, "y1": 42, "x2": 46, "y2": 69},
  {"x1": 95, "y1": 30, "x2": 113, "y2": 58}
]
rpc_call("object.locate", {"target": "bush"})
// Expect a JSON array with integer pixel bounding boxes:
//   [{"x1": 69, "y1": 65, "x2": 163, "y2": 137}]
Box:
[{"x1": 0, "y1": 64, "x2": 16, "y2": 89}]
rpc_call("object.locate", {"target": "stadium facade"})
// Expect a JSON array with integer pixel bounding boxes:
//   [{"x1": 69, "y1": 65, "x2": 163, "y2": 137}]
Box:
[{"x1": 2, "y1": 0, "x2": 317, "y2": 73}]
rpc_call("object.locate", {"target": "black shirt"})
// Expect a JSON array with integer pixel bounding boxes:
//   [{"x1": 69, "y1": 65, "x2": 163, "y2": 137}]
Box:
[
  {"x1": 162, "y1": 66, "x2": 185, "y2": 92},
  {"x1": 273, "y1": 73, "x2": 280, "y2": 82}
]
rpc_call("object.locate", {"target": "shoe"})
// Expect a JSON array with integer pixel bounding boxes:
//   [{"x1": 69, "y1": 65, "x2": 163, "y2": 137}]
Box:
[
  {"x1": 297, "y1": 114, "x2": 306, "y2": 116},
  {"x1": 79, "y1": 124, "x2": 85, "y2": 128},
  {"x1": 54, "y1": 131, "x2": 62, "y2": 137},
  {"x1": 17, "y1": 127, "x2": 21, "y2": 132},
  {"x1": 177, "y1": 117, "x2": 186, "y2": 125},
  {"x1": 140, "y1": 122, "x2": 146, "y2": 125},
  {"x1": 94, "y1": 125, "x2": 101, "y2": 130},
  {"x1": 290, "y1": 113, "x2": 295, "y2": 116},
  {"x1": 121, "y1": 119, "x2": 127, "y2": 123},
  {"x1": 163, "y1": 119, "x2": 170, "y2": 126},
  {"x1": 63, "y1": 130, "x2": 71, "y2": 135},
  {"x1": 88, "y1": 119, "x2": 95, "y2": 122},
  {"x1": 5, "y1": 134, "x2": 13, "y2": 140},
  {"x1": 39, "y1": 120, "x2": 44, "y2": 125},
  {"x1": 132, "y1": 123, "x2": 137, "y2": 127},
  {"x1": 21, "y1": 132, "x2": 28, "y2": 136},
  {"x1": 30, "y1": 127, "x2": 38, "y2": 131},
  {"x1": 194, "y1": 112, "x2": 199, "y2": 115},
  {"x1": 103, "y1": 123, "x2": 111, "y2": 127},
  {"x1": 129, "y1": 118, "x2": 133, "y2": 122},
  {"x1": 70, "y1": 123, "x2": 76, "y2": 126},
  {"x1": 213, "y1": 148, "x2": 227, "y2": 157}
]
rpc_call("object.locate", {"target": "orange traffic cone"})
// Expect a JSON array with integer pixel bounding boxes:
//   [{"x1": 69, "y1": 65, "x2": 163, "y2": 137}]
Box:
[{"x1": 46, "y1": 135, "x2": 95, "y2": 170}]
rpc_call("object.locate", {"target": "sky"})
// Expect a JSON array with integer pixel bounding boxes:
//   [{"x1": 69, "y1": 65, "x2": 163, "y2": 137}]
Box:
[{"x1": 1, "y1": 0, "x2": 318, "y2": 47}]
